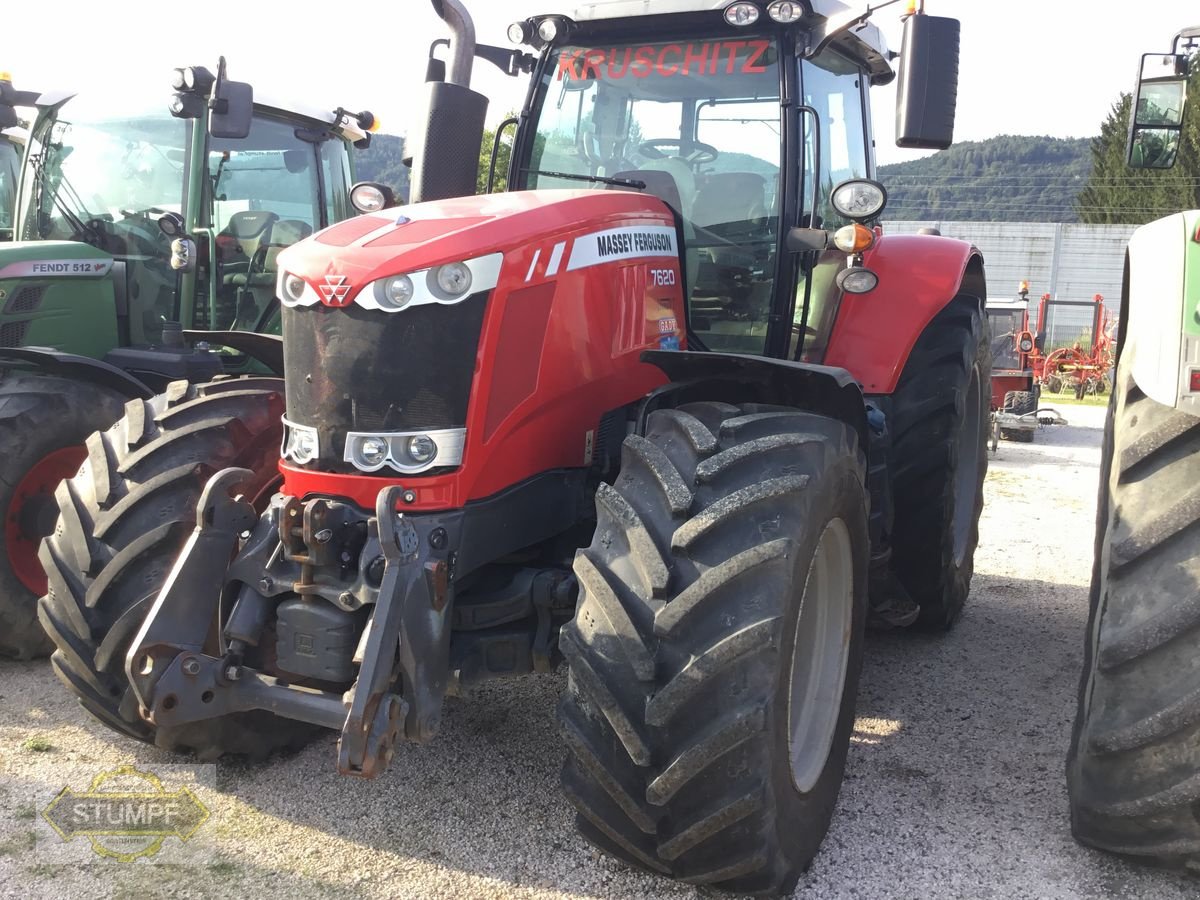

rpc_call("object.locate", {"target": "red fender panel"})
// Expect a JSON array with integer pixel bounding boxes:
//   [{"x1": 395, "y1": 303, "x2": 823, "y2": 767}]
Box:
[{"x1": 823, "y1": 234, "x2": 985, "y2": 394}]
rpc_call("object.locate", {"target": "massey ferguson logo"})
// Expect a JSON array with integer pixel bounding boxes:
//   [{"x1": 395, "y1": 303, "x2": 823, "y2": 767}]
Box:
[{"x1": 319, "y1": 275, "x2": 353, "y2": 307}]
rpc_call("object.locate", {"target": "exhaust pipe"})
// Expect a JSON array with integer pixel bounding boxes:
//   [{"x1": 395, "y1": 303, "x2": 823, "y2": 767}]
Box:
[
  {"x1": 411, "y1": 0, "x2": 489, "y2": 204},
  {"x1": 433, "y1": 0, "x2": 476, "y2": 88}
]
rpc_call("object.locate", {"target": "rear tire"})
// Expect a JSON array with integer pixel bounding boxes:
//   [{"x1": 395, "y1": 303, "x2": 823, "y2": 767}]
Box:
[
  {"x1": 558, "y1": 402, "x2": 869, "y2": 893},
  {"x1": 1067, "y1": 360, "x2": 1200, "y2": 871},
  {"x1": 0, "y1": 374, "x2": 126, "y2": 659},
  {"x1": 888, "y1": 296, "x2": 990, "y2": 630},
  {"x1": 37, "y1": 378, "x2": 317, "y2": 758}
]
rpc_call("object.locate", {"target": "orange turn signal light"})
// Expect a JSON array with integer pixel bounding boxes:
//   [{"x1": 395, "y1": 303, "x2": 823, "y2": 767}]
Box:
[{"x1": 833, "y1": 223, "x2": 876, "y2": 254}]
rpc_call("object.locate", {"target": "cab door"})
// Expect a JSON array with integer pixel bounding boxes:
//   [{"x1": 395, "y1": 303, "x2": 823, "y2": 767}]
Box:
[{"x1": 791, "y1": 51, "x2": 871, "y2": 362}]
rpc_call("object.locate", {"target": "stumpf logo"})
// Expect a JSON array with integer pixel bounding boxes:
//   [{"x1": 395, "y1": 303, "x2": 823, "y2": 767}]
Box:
[{"x1": 319, "y1": 275, "x2": 353, "y2": 307}]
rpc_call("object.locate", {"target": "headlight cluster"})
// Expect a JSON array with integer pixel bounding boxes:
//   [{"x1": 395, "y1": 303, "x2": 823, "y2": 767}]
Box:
[
  {"x1": 724, "y1": 1, "x2": 804, "y2": 25},
  {"x1": 281, "y1": 419, "x2": 320, "y2": 465},
  {"x1": 278, "y1": 253, "x2": 502, "y2": 313},
  {"x1": 344, "y1": 428, "x2": 467, "y2": 474}
]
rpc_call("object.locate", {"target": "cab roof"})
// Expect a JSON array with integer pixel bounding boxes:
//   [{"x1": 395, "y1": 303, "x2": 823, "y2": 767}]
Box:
[
  {"x1": 563, "y1": 0, "x2": 891, "y2": 82},
  {"x1": 27, "y1": 89, "x2": 368, "y2": 145}
]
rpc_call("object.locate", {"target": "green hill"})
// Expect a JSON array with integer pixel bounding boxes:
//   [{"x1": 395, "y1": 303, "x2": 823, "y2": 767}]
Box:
[{"x1": 879, "y1": 135, "x2": 1093, "y2": 223}]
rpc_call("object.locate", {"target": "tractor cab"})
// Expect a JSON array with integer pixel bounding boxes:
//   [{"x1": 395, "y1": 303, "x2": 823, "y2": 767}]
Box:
[
  {"x1": 4, "y1": 65, "x2": 372, "y2": 378},
  {"x1": 985, "y1": 281, "x2": 1036, "y2": 409},
  {"x1": 492, "y1": 0, "x2": 959, "y2": 362}
]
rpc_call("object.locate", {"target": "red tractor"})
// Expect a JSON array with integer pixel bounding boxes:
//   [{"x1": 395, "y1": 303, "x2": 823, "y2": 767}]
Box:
[
  {"x1": 38, "y1": 1, "x2": 987, "y2": 893},
  {"x1": 986, "y1": 281, "x2": 1039, "y2": 443}
]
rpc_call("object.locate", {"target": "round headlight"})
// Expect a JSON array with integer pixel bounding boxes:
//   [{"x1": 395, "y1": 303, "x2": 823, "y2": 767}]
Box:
[
  {"x1": 830, "y1": 179, "x2": 888, "y2": 222},
  {"x1": 1019, "y1": 337, "x2": 1035, "y2": 353},
  {"x1": 407, "y1": 435, "x2": 438, "y2": 465},
  {"x1": 537, "y1": 18, "x2": 560, "y2": 42},
  {"x1": 837, "y1": 267, "x2": 880, "y2": 295},
  {"x1": 351, "y1": 183, "x2": 388, "y2": 214},
  {"x1": 508, "y1": 22, "x2": 528, "y2": 44},
  {"x1": 283, "y1": 273, "x2": 307, "y2": 303},
  {"x1": 376, "y1": 274, "x2": 414, "y2": 310},
  {"x1": 359, "y1": 437, "x2": 390, "y2": 467},
  {"x1": 434, "y1": 262, "x2": 473, "y2": 298},
  {"x1": 767, "y1": 1, "x2": 804, "y2": 23},
  {"x1": 724, "y1": 2, "x2": 760, "y2": 26}
]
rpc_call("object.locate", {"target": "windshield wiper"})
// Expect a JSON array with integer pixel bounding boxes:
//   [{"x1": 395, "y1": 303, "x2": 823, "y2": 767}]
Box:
[{"x1": 521, "y1": 169, "x2": 645, "y2": 190}]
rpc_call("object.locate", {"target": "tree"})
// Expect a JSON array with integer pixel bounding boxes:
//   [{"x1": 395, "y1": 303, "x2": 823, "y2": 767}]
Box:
[{"x1": 1076, "y1": 56, "x2": 1200, "y2": 225}]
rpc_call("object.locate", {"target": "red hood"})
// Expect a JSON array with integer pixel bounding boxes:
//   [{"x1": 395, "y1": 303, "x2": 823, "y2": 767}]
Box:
[{"x1": 277, "y1": 189, "x2": 675, "y2": 304}]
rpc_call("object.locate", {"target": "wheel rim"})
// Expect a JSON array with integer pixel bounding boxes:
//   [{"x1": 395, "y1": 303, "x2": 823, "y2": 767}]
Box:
[
  {"x1": 787, "y1": 517, "x2": 854, "y2": 793},
  {"x1": 951, "y1": 364, "x2": 983, "y2": 565},
  {"x1": 5, "y1": 445, "x2": 87, "y2": 595}
]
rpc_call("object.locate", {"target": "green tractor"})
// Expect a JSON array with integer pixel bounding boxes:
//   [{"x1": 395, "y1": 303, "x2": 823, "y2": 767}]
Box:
[
  {"x1": 1068, "y1": 26, "x2": 1200, "y2": 873},
  {"x1": 0, "y1": 60, "x2": 374, "y2": 659}
]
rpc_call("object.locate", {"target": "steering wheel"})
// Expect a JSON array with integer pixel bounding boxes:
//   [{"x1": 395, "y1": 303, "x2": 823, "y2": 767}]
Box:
[{"x1": 639, "y1": 139, "x2": 719, "y2": 167}]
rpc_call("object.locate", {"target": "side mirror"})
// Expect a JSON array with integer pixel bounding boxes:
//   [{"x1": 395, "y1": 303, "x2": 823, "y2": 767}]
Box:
[
  {"x1": 895, "y1": 14, "x2": 961, "y2": 149},
  {"x1": 1127, "y1": 53, "x2": 1189, "y2": 169},
  {"x1": 210, "y1": 82, "x2": 253, "y2": 140}
]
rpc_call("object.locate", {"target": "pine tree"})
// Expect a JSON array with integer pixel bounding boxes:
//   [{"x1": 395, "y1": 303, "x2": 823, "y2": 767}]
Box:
[{"x1": 1077, "y1": 56, "x2": 1200, "y2": 225}]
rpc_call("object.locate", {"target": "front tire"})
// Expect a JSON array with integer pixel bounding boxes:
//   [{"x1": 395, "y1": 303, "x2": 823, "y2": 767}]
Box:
[
  {"x1": 1067, "y1": 359, "x2": 1200, "y2": 870},
  {"x1": 38, "y1": 378, "x2": 316, "y2": 758},
  {"x1": 0, "y1": 374, "x2": 126, "y2": 659},
  {"x1": 889, "y1": 296, "x2": 990, "y2": 629},
  {"x1": 558, "y1": 402, "x2": 869, "y2": 893}
]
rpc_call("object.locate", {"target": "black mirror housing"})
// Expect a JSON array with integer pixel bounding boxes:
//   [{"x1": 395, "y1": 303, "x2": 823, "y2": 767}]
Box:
[
  {"x1": 210, "y1": 78, "x2": 253, "y2": 140},
  {"x1": 895, "y1": 14, "x2": 961, "y2": 150}
]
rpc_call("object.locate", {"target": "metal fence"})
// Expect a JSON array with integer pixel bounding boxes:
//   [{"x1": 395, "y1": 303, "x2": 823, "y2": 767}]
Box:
[{"x1": 883, "y1": 220, "x2": 1135, "y2": 346}]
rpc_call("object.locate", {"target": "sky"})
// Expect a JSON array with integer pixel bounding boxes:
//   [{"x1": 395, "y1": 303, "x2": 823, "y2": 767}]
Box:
[{"x1": 3, "y1": 0, "x2": 1197, "y2": 166}]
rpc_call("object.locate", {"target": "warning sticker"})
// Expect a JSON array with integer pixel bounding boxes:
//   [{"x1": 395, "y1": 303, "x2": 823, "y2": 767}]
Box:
[
  {"x1": 566, "y1": 226, "x2": 679, "y2": 272},
  {"x1": 557, "y1": 40, "x2": 771, "y2": 81}
]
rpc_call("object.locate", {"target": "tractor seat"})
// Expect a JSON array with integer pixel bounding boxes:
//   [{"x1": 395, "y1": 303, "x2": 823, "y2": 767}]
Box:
[
  {"x1": 693, "y1": 172, "x2": 768, "y2": 231},
  {"x1": 610, "y1": 163, "x2": 700, "y2": 290}
]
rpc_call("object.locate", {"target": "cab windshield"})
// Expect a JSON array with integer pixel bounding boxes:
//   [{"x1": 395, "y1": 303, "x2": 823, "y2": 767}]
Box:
[
  {"x1": 987, "y1": 308, "x2": 1025, "y2": 370},
  {"x1": 526, "y1": 38, "x2": 783, "y2": 353},
  {"x1": 22, "y1": 102, "x2": 186, "y2": 257},
  {"x1": 0, "y1": 138, "x2": 19, "y2": 235}
]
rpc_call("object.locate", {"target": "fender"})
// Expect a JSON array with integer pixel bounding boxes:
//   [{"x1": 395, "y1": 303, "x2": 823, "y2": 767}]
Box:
[
  {"x1": 640, "y1": 349, "x2": 868, "y2": 451},
  {"x1": 0, "y1": 347, "x2": 154, "y2": 399},
  {"x1": 185, "y1": 330, "x2": 284, "y2": 376},
  {"x1": 1121, "y1": 210, "x2": 1200, "y2": 417},
  {"x1": 823, "y1": 233, "x2": 986, "y2": 394}
]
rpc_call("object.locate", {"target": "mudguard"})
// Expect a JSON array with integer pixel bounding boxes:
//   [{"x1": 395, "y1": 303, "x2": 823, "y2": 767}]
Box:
[
  {"x1": 0, "y1": 347, "x2": 154, "y2": 399},
  {"x1": 823, "y1": 233, "x2": 986, "y2": 394},
  {"x1": 1121, "y1": 210, "x2": 1200, "y2": 417}
]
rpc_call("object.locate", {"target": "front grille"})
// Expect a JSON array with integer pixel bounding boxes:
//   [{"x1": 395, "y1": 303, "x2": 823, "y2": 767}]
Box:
[
  {"x1": 4, "y1": 286, "x2": 46, "y2": 315},
  {"x1": 0, "y1": 321, "x2": 29, "y2": 348},
  {"x1": 283, "y1": 291, "x2": 489, "y2": 473}
]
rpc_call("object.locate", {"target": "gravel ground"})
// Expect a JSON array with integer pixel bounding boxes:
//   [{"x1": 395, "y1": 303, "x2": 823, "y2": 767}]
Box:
[{"x1": 1, "y1": 403, "x2": 1196, "y2": 899}]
